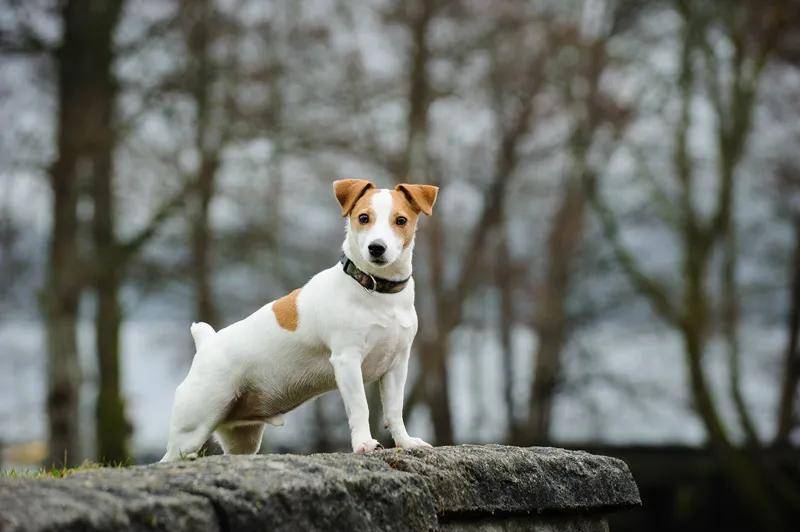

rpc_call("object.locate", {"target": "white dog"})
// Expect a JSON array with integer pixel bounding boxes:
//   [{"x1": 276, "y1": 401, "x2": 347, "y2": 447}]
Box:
[{"x1": 161, "y1": 179, "x2": 438, "y2": 461}]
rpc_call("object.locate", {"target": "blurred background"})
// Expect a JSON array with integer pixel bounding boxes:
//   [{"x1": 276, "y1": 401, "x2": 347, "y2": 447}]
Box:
[{"x1": 1, "y1": 0, "x2": 799, "y2": 529}]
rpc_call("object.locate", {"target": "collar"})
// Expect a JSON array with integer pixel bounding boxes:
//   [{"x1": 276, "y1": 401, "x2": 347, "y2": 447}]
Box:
[{"x1": 339, "y1": 255, "x2": 411, "y2": 294}]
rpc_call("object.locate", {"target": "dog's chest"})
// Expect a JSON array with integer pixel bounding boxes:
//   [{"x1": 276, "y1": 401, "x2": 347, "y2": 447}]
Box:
[{"x1": 359, "y1": 303, "x2": 415, "y2": 381}]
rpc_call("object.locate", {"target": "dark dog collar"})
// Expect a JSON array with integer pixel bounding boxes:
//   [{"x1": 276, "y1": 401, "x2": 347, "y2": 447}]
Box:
[{"x1": 340, "y1": 255, "x2": 411, "y2": 294}]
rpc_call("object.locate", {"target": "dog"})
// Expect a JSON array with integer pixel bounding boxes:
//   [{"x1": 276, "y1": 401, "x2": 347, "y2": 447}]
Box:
[{"x1": 161, "y1": 179, "x2": 438, "y2": 460}]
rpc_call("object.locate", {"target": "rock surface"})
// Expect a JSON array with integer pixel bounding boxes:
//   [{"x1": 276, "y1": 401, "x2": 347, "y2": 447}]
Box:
[{"x1": 0, "y1": 445, "x2": 640, "y2": 531}]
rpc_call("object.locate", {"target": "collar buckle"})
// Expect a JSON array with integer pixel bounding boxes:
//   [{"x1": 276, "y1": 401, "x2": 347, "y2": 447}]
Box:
[{"x1": 364, "y1": 272, "x2": 377, "y2": 292}]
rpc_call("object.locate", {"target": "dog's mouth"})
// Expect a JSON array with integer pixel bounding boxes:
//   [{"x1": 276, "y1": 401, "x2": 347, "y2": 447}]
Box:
[{"x1": 369, "y1": 257, "x2": 388, "y2": 266}]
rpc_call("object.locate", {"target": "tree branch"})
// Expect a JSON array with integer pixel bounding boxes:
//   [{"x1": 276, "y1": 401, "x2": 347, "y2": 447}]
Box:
[
  {"x1": 0, "y1": 28, "x2": 52, "y2": 55},
  {"x1": 118, "y1": 179, "x2": 197, "y2": 260},
  {"x1": 583, "y1": 170, "x2": 680, "y2": 325}
]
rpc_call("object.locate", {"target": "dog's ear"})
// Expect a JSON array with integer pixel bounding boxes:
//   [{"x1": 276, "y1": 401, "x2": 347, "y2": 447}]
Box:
[
  {"x1": 395, "y1": 184, "x2": 439, "y2": 215},
  {"x1": 333, "y1": 179, "x2": 375, "y2": 217}
]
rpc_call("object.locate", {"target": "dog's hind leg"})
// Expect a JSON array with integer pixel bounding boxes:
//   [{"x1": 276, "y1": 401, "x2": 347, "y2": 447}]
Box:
[
  {"x1": 161, "y1": 361, "x2": 236, "y2": 462},
  {"x1": 215, "y1": 423, "x2": 265, "y2": 455}
]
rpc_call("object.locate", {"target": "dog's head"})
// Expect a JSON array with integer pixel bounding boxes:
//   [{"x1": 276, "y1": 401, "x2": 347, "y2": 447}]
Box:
[{"x1": 333, "y1": 179, "x2": 438, "y2": 269}]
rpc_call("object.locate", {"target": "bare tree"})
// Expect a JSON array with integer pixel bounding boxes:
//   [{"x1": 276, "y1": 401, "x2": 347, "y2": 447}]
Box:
[
  {"x1": 87, "y1": 0, "x2": 128, "y2": 465},
  {"x1": 523, "y1": 0, "x2": 639, "y2": 445},
  {"x1": 584, "y1": 1, "x2": 797, "y2": 526},
  {"x1": 35, "y1": 0, "x2": 126, "y2": 467},
  {"x1": 18, "y1": 0, "x2": 168, "y2": 467},
  {"x1": 775, "y1": 185, "x2": 800, "y2": 445},
  {"x1": 403, "y1": 6, "x2": 557, "y2": 444},
  {"x1": 772, "y1": 17, "x2": 800, "y2": 445},
  {"x1": 181, "y1": 0, "x2": 223, "y2": 329}
]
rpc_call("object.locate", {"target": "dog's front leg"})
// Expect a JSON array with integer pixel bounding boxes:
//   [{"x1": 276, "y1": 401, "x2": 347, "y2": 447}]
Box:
[
  {"x1": 330, "y1": 349, "x2": 380, "y2": 453},
  {"x1": 380, "y1": 348, "x2": 432, "y2": 450}
]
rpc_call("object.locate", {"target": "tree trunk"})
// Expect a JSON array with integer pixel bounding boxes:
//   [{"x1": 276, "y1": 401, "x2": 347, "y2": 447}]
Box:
[
  {"x1": 397, "y1": 0, "x2": 454, "y2": 444},
  {"x1": 186, "y1": 0, "x2": 220, "y2": 328},
  {"x1": 681, "y1": 203, "x2": 785, "y2": 528},
  {"x1": 422, "y1": 335, "x2": 454, "y2": 445},
  {"x1": 720, "y1": 188, "x2": 760, "y2": 445},
  {"x1": 83, "y1": 0, "x2": 127, "y2": 464},
  {"x1": 418, "y1": 212, "x2": 456, "y2": 445},
  {"x1": 400, "y1": 0, "x2": 433, "y2": 179},
  {"x1": 44, "y1": 0, "x2": 122, "y2": 467},
  {"x1": 43, "y1": 206, "x2": 82, "y2": 467},
  {"x1": 526, "y1": 178, "x2": 586, "y2": 444},
  {"x1": 45, "y1": 126, "x2": 82, "y2": 467},
  {"x1": 191, "y1": 156, "x2": 219, "y2": 327},
  {"x1": 776, "y1": 216, "x2": 800, "y2": 444},
  {"x1": 93, "y1": 159, "x2": 128, "y2": 464},
  {"x1": 496, "y1": 234, "x2": 518, "y2": 442},
  {"x1": 94, "y1": 261, "x2": 128, "y2": 463}
]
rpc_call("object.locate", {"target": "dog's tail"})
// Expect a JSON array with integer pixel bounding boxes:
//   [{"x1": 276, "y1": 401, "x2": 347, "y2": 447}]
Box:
[{"x1": 190, "y1": 321, "x2": 216, "y2": 350}]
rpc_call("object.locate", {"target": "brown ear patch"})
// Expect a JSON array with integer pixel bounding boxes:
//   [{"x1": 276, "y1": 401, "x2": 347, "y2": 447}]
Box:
[
  {"x1": 273, "y1": 288, "x2": 301, "y2": 331},
  {"x1": 395, "y1": 183, "x2": 439, "y2": 215},
  {"x1": 333, "y1": 179, "x2": 375, "y2": 217}
]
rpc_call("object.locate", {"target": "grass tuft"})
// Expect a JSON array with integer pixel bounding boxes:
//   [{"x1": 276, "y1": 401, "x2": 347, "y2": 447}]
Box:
[{"x1": 1, "y1": 459, "x2": 129, "y2": 479}]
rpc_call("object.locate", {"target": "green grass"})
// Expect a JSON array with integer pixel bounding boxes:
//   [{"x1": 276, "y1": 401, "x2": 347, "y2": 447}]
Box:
[{"x1": 1, "y1": 460, "x2": 129, "y2": 479}]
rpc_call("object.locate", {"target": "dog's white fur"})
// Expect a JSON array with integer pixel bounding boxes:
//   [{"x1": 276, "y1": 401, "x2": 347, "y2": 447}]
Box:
[{"x1": 161, "y1": 183, "x2": 435, "y2": 461}]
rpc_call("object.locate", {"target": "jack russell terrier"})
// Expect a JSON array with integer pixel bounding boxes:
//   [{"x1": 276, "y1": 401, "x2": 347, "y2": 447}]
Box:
[{"x1": 161, "y1": 179, "x2": 438, "y2": 461}]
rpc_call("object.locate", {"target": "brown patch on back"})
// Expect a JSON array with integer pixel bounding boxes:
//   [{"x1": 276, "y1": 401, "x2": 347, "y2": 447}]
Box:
[
  {"x1": 273, "y1": 288, "x2": 301, "y2": 331},
  {"x1": 390, "y1": 190, "x2": 420, "y2": 247}
]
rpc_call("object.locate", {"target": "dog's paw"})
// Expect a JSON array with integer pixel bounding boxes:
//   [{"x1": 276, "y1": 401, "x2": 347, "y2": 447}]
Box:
[
  {"x1": 396, "y1": 436, "x2": 432, "y2": 450},
  {"x1": 353, "y1": 438, "x2": 383, "y2": 454}
]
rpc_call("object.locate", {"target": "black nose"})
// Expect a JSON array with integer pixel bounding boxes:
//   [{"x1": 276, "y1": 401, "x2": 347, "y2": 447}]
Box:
[{"x1": 368, "y1": 240, "x2": 387, "y2": 258}]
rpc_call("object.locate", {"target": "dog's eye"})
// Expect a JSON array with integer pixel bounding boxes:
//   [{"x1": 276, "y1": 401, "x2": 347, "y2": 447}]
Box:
[
  {"x1": 358, "y1": 213, "x2": 370, "y2": 224},
  {"x1": 396, "y1": 216, "x2": 408, "y2": 226}
]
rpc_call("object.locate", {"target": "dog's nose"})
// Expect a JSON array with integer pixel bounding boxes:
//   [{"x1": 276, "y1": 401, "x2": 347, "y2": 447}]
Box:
[{"x1": 368, "y1": 240, "x2": 387, "y2": 258}]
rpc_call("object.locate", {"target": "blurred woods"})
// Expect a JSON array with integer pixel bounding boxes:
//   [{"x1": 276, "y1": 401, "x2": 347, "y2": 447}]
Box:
[{"x1": 1, "y1": 0, "x2": 800, "y2": 529}]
